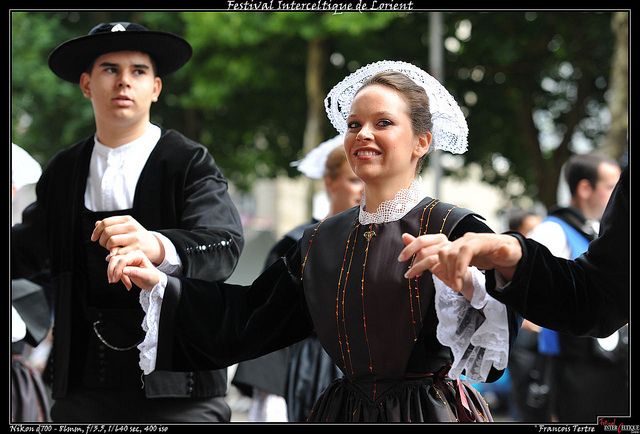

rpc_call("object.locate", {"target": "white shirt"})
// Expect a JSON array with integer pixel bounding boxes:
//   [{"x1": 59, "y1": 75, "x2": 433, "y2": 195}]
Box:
[
  {"x1": 84, "y1": 123, "x2": 182, "y2": 274},
  {"x1": 527, "y1": 220, "x2": 572, "y2": 259},
  {"x1": 495, "y1": 215, "x2": 599, "y2": 290},
  {"x1": 526, "y1": 217, "x2": 599, "y2": 260}
]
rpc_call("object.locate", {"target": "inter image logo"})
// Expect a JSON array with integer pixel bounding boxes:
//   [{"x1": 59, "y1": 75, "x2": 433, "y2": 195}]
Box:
[{"x1": 600, "y1": 418, "x2": 639, "y2": 433}]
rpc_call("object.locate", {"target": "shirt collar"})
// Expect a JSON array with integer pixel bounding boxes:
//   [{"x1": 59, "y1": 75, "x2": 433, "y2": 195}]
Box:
[{"x1": 93, "y1": 123, "x2": 161, "y2": 158}]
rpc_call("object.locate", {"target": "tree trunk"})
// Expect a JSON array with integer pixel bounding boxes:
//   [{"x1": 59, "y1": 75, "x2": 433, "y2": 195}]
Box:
[
  {"x1": 303, "y1": 38, "x2": 328, "y2": 155},
  {"x1": 515, "y1": 87, "x2": 565, "y2": 210},
  {"x1": 602, "y1": 12, "x2": 629, "y2": 161},
  {"x1": 302, "y1": 38, "x2": 328, "y2": 218}
]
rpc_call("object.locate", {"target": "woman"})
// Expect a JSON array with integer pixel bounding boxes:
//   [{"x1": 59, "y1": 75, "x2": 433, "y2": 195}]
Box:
[{"x1": 109, "y1": 61, "x2": 517, "y2": 422}]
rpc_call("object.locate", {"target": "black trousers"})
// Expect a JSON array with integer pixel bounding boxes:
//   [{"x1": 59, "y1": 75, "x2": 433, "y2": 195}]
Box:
[{"x1": 50, "y1": 385, "x2": 231, "y2": 423}]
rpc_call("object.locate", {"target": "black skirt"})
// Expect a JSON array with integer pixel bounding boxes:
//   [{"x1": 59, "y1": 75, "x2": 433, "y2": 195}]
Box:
[{"x1": 307, "y1": 369, "x2": 493, "y2": 423}]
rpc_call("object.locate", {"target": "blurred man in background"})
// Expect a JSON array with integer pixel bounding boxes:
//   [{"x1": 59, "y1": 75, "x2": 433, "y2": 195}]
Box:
[{"x1": 527, "y1": 153, "x2": 626, "y2": 422}]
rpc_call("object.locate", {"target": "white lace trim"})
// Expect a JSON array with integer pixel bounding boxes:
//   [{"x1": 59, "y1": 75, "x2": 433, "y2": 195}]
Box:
[
  {"x1": 359, "y1": 179, "x2": 426, "y2": 224},
  {"x1": 325, "y1": 60, "x2": 468, "y2": 155},
  {"x1": 138, "y1": 273, "x2": 167, "y2": 375},
  {"x1": 433, "y1": 269, "x2": 509, "y2": 383}
]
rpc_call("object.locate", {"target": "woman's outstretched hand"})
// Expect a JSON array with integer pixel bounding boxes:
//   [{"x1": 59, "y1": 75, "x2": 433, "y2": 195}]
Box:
[{"x1": 107, "y1": 249, "x2": 162, "y2": 291}]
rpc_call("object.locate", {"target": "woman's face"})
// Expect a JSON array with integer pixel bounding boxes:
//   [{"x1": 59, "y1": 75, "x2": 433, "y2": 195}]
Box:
[
  {"x1": 325, "y1": 160, "x2": 364, "y2": 213},
  {"x1": 344, "y1": 84, "x2": 428, "y2": 187}
]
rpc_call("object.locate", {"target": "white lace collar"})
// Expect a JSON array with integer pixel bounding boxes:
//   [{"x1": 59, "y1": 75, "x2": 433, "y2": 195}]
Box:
[{"x1": 359, "y1": 179, "x2": 427, "y2": 225}]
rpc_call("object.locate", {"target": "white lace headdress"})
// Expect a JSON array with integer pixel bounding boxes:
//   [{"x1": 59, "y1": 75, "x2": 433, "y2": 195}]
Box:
[
  {"x1": 290, "y1": 134, "x2": 344, "y2": 179},
  {"x1": 324, "y1": 60, "x2": 469, "y2": 155}
]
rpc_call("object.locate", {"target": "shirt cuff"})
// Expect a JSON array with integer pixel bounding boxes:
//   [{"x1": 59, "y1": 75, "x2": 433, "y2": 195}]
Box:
[
  {"x1": 493, "y1": 271, "x2": 511, "y2": 291},
  {"x1": 469, "y1": 268, "x2": 489, "y2": 309},
  {"x1": 138, "y1": 272, "x2": 167, "y2": 375},
  {"x1": 434, "y1": 269, "x2": 509, "y2": 382},
  {"x1": 152, "y1": 231, "x2": 183, "y2": 276}
]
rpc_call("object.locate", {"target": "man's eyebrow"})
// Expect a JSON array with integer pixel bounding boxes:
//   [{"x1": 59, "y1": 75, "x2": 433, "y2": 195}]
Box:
[{"x1": 98, "y1": 62, "x2": 151, "y2": 69}]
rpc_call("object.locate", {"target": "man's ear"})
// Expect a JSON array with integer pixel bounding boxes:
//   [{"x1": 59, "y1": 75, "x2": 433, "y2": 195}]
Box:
[
  {"x1": 152, "y1": 77, "x2": 162, "y2": 103},
  {"x1": 575, "y1": 178, "x2": 594, "y2": 201},
  {"x1": 79, "y1": 72, "x2": 91, "y2": 99}
]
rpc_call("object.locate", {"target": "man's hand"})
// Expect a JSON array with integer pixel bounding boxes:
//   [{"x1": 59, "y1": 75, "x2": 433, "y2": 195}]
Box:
[
  {"x1": 398, "y1": 233, "x2": 450, "y2": 279},
  {"x1": 91, "y1": 215, "x2": 165, "y2": 265},
  {"x1": 398, "y1": 232, "x2": 523, "y2": 292}
]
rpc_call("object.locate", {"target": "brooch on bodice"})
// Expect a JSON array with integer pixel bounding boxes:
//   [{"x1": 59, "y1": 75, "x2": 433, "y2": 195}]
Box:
[{"x1": 363, "y1": 230, "x2": 376, "y2": 241}]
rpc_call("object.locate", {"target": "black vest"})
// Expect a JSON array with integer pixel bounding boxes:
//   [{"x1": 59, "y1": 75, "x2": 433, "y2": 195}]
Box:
[
  {"x1": 56, "y1": 205, "x2": 228, "y2": 397},
  {"x1": 300, "y1": 197, "x2": 479, "y2": 399},
  {"x1": 67, "y1": 206, "x2": 144, "y2": 389}
]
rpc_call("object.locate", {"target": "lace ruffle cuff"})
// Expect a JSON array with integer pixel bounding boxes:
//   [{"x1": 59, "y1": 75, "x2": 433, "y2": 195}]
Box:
[
  {"x1": 138, "y1": 272, "x2": 167, "y2": 375},
  {"x1": 434, "y1": 269, "x2": 509, "y2": 382}
]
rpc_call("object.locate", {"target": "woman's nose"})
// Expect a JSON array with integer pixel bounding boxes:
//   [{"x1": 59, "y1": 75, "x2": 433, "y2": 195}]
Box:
[{"x1": 356, "y1": 124, "x2": 373, "y2": 141}]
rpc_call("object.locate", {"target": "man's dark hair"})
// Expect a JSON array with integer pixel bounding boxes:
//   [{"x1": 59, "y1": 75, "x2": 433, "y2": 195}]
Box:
[
  {"x1": 565, "y1": 153, "x2": 618, "y2": 196},
  {"x1": 507, "y1": 208, "x2": 538, "y2": 232}
]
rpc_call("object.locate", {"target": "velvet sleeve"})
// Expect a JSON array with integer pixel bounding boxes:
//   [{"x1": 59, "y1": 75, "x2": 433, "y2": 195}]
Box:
[
  {"x1": 156, "y1": 144, "x2": 244, "y2": 282},
  {"x1": 486, "y1": 167, "x2": 628, "y2": 338},
  {"x1": 155, "y1": 248, "x2": 313, "y2": 372}
]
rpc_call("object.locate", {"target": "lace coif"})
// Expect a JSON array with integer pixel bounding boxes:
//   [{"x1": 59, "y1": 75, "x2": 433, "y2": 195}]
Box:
[{"x1": 325, "y1": 60, "x2": 469, "y2": 155}]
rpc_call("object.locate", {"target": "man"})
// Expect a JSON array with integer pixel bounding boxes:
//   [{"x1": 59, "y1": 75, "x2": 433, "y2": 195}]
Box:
[
  {"x1": 11, "y1": 21, "x2": 244, "y2": 423},
  {"x1": 524, "y1": 154, "x2": 625, "y2": 422},
  {"x1": 506, "y1": 208, "x2": 542, "y2": 238},
  {"x1": 400, "y1": 164, "x2": 628, "y2": 339}
]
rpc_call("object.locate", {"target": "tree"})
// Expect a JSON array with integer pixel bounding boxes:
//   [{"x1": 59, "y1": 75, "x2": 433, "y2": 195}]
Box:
[
  {"x1": 12, "y1": 11, "x2": 617, "y2": 207},
  {"x1": 176, "y1": 12, "x2": 402, "y2": 190},
  {"x1": 442, "y1": 11, "x2": 615, "y2": 208},
  {"x1": 601, "y1": 11, "x2": 628, "y2": 162}
]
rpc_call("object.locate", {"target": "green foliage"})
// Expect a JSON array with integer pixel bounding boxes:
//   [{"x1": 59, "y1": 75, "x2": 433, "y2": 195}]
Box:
[
  {"x1": 443, "y1": 11, "x2": 614, "y2": 205},
  {"x1": 11, "y1": 10, "x2": 616, "y2": 204}
]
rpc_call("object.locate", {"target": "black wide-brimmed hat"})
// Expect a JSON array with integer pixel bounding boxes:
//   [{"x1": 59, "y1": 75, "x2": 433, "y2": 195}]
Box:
[{"x1": 48, "y1": 22, "x2": 193, "y2": 83}]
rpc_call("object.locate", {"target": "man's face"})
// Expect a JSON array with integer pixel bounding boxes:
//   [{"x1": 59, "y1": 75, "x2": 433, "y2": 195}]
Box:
[
  {"x1": 586, "y1": 162, "x2": 621, "y2": 220},
  {"x1": 79, "y1": 50, "x2": 161, "y2": 130}
]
